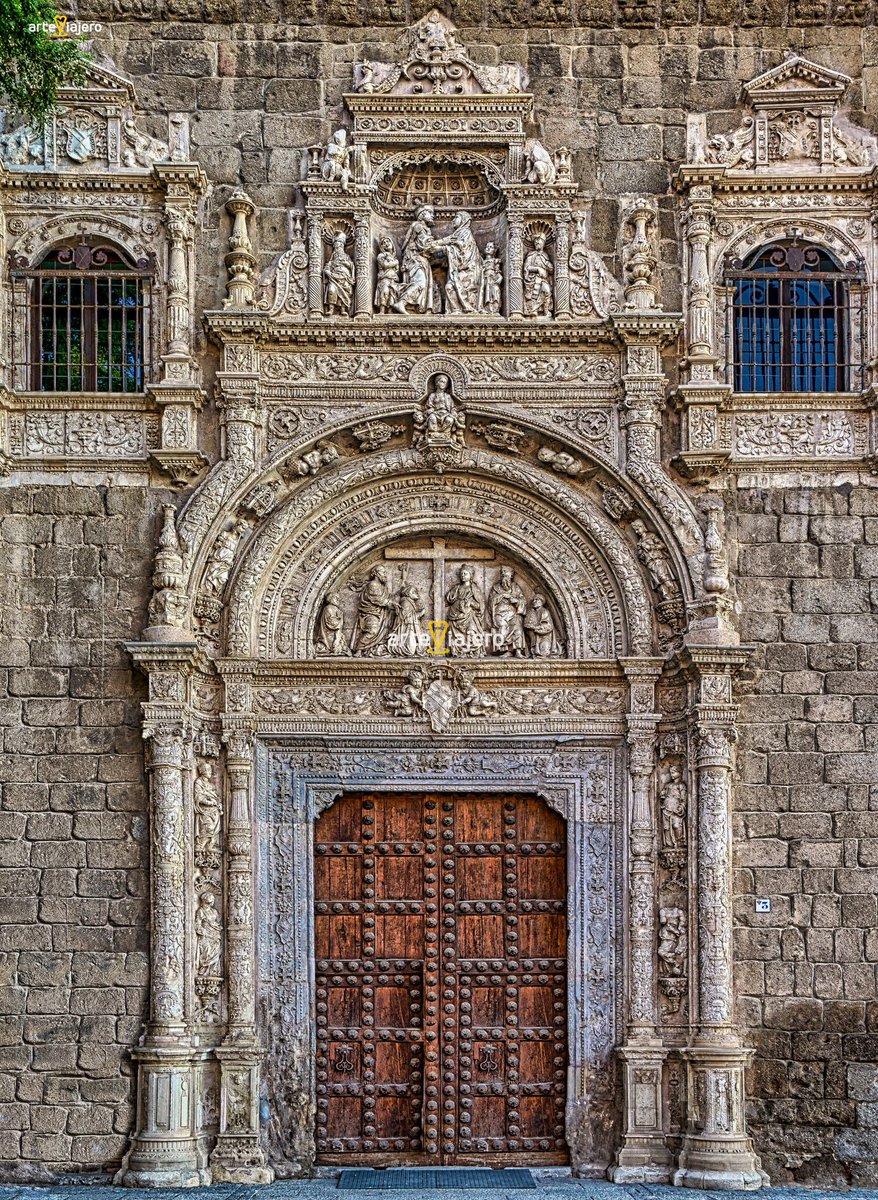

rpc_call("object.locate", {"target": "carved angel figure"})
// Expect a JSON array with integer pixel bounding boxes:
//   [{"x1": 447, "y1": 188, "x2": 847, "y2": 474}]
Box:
[
  {"x1": 323, "y1": 231, "x2": 355, "y2": 316},
  {"x1": 660, "y1": 764, "x2": 687, "y2": 850},
  {"x1": 374, "y1": 237, "x2": 401, "y2": 313},
  {"x1": 489, "y1": 567, "x2": 527, "y2": 657},
  {"x1": 445, "y1": 564, "x2": 485, "y2": 657},
  {"x1": 321, "y1": 129, "x2": 351, "y2": 190},
  {"x1": 385, "y1": 668, "x2": 427, "y2": 716},
  {"x1": 526, "y1": 139, "x2": 557, "y2": 185},
  {"x1": 455, "y1": 669, "x2": 498, "y2": 717},
  {"x1": 351, "y1": 565, "x2": 397, "y2": 656},
  {"x1": 315, "y1": 592, "x2": 347, "y2": 656},
  {"x1": 523, "y1": 234, "x2": 553, "y2": 318},
  {"x1": 479, "y1": 242, "x2": 503, "y2": 315},
  {"x1": 524, "y1": 593, "x2": 561, "y2": 658}
]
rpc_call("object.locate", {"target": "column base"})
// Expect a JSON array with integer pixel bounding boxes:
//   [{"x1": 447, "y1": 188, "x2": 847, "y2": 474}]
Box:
[
  {"x1": 120, "y1": 1045, "x2": 201, "y2": 1189},
  {"x1": 609, "y1": 1043, "x2": 672, "y2": 1184},
  {"x1": 209, "y1": 1043, "x2": 273, "y2": 1184},
  {"x1": 675, "y1": 1043, "x2": 767, "y2": 1192},
  {"x1": 119, "y1": 1164, "x2": 204, "y2": 1189}
]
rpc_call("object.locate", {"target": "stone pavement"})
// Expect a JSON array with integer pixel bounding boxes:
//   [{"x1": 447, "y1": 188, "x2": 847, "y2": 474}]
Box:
[{"x1": 2, "y1": 1179, "x2": 878, "y2": 1200}]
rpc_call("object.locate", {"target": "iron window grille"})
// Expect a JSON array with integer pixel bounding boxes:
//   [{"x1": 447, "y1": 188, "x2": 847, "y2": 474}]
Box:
[
  {"x1": 11, "y1": 241, "x2": 153, "y2": 394},
  {"x1": 726, "y1": 239, "x2": 865, "y2": 394}
]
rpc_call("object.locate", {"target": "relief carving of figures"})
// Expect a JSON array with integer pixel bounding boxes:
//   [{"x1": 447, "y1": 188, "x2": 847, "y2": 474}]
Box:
[
  {"x1": 323, "y1": 230, "x2": 355, "y2": 316},
  {"x1": 523, "y1": 232, "x2": 553, "y2": 318},
  {"x1": 147, "y1": 504, "x2": 188, "y2": 633},
  {"x1": 321, "y1": 129, "x2": 351, "y2": 190},
  {"x1": 524, "y1": 593, "x2": 562, "y2": 658},
  {"x1": 383, "y1": 667, "x2": 429, "y2": 717},
  {"x1": 350, "y1": 565, "x2": 397, "y2": 655},
  {"x1": 569, "y1": 215, "x2": 622, "y2": 319},
  {"x1": 704, "y1": 117, "x2": 756, "y2": 168},
  {"x1": 454, "y1": 669, "x2": 498, "y2": 717},
  {"x1": 445, "y1": 564, "x2": 485, "y2": 657},
  {"x1": 437, "y1": 212, "x2": 483, "y2": 314},
  {"x1": 393, "y1": 204, "x2": 438, "y2": 314},
  {"x1": 631, "y1": 520, "x2": 683, "y2": 625},
  {"x1": 315, "y1": 592, "x2": 348, "y2": 655},
  {"x1": 122, "y1": 118, "x2": 169, "y2": 167},
  {"x1": 203, "y1": 519, "x2": 248, "y2": 596},
  {"x1": 393, "y1": 583, "x2": 426, "y2": 656},
  {"x1": 287, "y1": 441, "x2": 341, "y2": 478},
  {"x1": 658, "y1": 906, "x2": 687, "y2": 978},
  {"x1": 488, "y1": 566, "x2": 527, "y2": 658},
  {"x1": 374, "y1": 236, "x2": 401, "y2": 313},
  {"x1": 478, "y1": 243, "x2": 503, "y2": 315}
]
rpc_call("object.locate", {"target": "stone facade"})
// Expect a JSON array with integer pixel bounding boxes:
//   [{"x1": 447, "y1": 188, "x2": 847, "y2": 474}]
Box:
[{"x1": 0, "y1": 5, "x2": 877, "y2": 1191}]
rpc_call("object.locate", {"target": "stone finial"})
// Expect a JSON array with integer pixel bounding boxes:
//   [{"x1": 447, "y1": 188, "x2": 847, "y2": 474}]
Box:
[
  {"x1": 623, "y1": 198, "x2": 659, "y2": 311},
  {"x1": 223, "y1": 189, "x2": 257, "y2": 309},
  {"x1": 145, "y1": 505, "x2": 189, "y2": 640}
]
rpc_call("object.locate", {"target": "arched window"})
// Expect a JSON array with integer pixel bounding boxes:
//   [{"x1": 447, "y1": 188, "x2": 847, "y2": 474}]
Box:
[
  {"x1": 727, "y1": 239, "x2": 863, "y2": 393},
  {"x1": 14, "y1": 240, "x2": 152, "y2": 393}
]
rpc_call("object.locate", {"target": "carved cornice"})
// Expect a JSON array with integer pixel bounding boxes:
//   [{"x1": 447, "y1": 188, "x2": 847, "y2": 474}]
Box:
[{"x1": 675, "y1": 163, "x2": 878, "y2": 196}]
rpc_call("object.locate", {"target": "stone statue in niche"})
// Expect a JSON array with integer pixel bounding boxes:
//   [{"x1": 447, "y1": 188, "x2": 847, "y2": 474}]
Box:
[
  {"x1": 324, "y1": 231, "x2": 355, "y2": 316},
  {"x1": 194, "y1": 761, "x2": 221, "y2": 869},
  {"x1": 413, "y1": 375, "x2": 465, "y2": 452},
  {"x1": 445, "y1": 564, "x2": 486, "y2": 657},
  {"x1": 322, "y1": 129, "x2": 351, "y2": 190},
  {"x1": 315, "y1": 592, "x2": 347, "y2": 655},
  {"x1": 479, "y1": 242, "x2": 503, "y2": 315},
  {"x1": 657, "y1": 906, "x2": 687, "y2": 977},
  {"x1": 523, "y1": 233, "x2": 553, "y2": 318},
  {"x1": 660, "y1": 764, "x2": 687, "y2": 850},
  {"x1": 393, "y1": 204, "x2": 439, "y2": 314},
  {"x1": 525, "y1": 139, "x2": 557, "y2": 185},
  {"x1": 195, "y1": 891, "x2": 223, "y2": 981},
  {"x1": 374, "y1": 237, "x2": 401, "y2": 313},
  {"x1": 524, "y1": 593, "x2": 562, "y2": 657},
  {"x1": 437, "y1": 212, "x2": 483, "y2": 314},
  {"x1": 350, "y1": 565, "x2": 397, "y2": 655},
  {"x1": 489, "y1": 566, "x2": 528, "y2": 657}
]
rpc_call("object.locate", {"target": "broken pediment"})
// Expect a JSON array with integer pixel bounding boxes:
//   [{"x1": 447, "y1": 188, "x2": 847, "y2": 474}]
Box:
[
  {"x1": 690, "y1": 54, "x2": 875, "y2": 171},
  {"x1": 351, "y1": 9, "x2": 528, "y2": 98},
  {"x1": 0, "y1": 61, "x2": 179, "y2": 172}
]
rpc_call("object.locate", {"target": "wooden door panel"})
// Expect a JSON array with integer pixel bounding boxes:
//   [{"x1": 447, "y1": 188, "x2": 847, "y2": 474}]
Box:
[{"x1": 314, "y1": 792, "x2": 568, "y2": 1166}]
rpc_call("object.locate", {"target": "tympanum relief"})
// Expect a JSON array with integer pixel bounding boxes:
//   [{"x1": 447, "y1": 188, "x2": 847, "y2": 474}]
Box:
[{"x1": 293, "y1": 533, "x2": 582, "y2": 660}]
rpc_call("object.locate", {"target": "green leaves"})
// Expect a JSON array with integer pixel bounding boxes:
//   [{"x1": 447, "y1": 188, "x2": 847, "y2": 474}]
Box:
[{"x1": 0, "y1": 0, "x2": 91, "y2": 127}]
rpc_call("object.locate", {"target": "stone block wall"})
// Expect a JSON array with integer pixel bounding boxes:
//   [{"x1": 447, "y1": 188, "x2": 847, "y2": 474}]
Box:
[
  {"x1": 0, "y1": 484, "x2": 156, "y2": 1181},
  {"x1": 731, "y1": 483, "x2": 878, "y2": 1186}
]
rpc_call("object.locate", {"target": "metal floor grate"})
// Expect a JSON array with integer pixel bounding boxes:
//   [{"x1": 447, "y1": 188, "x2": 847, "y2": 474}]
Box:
[{"x1": 338, "y1": 1168, "x2": 536, "y2": 1189}]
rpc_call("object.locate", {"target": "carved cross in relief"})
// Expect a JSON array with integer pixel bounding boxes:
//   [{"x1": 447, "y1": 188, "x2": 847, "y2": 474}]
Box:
[{"x1": 382, "y1": 537, "x2": 495, "y2": 625}]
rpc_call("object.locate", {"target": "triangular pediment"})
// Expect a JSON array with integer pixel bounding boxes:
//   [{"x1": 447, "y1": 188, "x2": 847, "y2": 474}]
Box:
[
  {"x1": 55, "y1": 60, "x2": 137, "y2": 105},
  {"x1": 743, "y1": 55, "x2": 851, "y2": 106}
]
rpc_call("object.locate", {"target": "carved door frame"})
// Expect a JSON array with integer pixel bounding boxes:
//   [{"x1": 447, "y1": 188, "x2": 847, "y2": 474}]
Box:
[{"x1": 255, "y1": 737, "x2": 623, "y2": 1177}]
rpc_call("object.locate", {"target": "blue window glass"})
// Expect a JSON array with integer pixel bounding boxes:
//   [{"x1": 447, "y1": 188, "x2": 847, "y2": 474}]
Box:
[{"x1": 729, "y1": 241, "x2": 854, "y2": 393}]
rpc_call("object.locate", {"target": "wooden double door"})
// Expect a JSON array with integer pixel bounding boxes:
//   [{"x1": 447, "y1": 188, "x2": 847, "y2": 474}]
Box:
[{"x1": 314, "y1": 792, "x2": 569, "y2": 1165}]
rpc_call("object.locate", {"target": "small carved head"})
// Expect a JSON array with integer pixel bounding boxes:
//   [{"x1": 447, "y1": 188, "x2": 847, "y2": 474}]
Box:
[
  {"x1": 371, "y1": 565, "x2": 388, "y2": 583},
  {"x1": 533, "y1": 234, "x2": 546, "y2": 250},
  {"x1": 459, "y1": 565, "x2": 473, "y2": 581},
  {"x1": 531, "y1": 592, "x2": 545, "y2": 609},
  {"x1": 433, "y1": 373, "x2": 450, "y2": 391},
  {"x1": 485, "y1": 241, "x2": 496, "y2": 256},
  {"x1": 500, "y1": 565, "x2": 514, "y2": 584},
  {"x1": 379, "y1": 236, "x2": 395, "y2": 251}
]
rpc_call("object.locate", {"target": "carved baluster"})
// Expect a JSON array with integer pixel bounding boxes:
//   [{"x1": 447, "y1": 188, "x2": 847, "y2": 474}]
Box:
[
  {"x1": 165, "y1": 209, "x2": 192, "y2": 356},
  {"x1": 507, "y1": 215, "x2": 524, "y2": 319},
  {"x1": 121, "y1": 723, "x2": 201, "y2": 1186},
  {"x1": 554, "y1": 213, "x2": 572, "y2": 320},
  {"x1": 611, "y1": 661, "x2": 671, "y2": 1183},
  {"x1": 223, "y1": 191, "x2": 257, "y2": 309},
  {"x1": 209, "y1": 729, "x2": 273, "y2": 1183},
  {"x1": 674, "y1": 655, "x2": 764, "y2": 1190},
  {"x1": 686, "y1": 191, "x2": 714, "y2": 360},
  {"x1": 353, "y1": 211, "x2": 371, "y2": 319},
  {"x1": 623, "y1": 199, "x2": 658, "y2": 312},
  {"x1": 307, "y1": 211, "x2": 324, "y2": 319}
]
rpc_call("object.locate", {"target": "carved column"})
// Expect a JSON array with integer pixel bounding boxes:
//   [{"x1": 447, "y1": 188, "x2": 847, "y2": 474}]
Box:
[
  {"x1": 209, "y1": 728, "x2": 273, "y2": 1183},
  {"x1": 554, "y1": 213, "x2": 572, "y2": 320},
  {"x1": 611, "y1": 659, "x2": 671, "y2": 1183},
  {"x1": 623, "y1": 199, "x2": 658, "y2": 311},
  {"x1": 223, "y1": 191, "x2": 257, "y2": 309},
  {"x1": 353, "y1": 209, "x2": 371, "y2": 319},
  {"x1": 307, "y1": 211, "x2": 324, "y2": 319},
  {"x1": 149, "y1": 164, "x2": 209, "y2": 487},
  {"x1": 674, "y1": 650, "x2": 765, "y2": 1191},
  {"x1": 122, "y1": 720, "x2": 201, "y2": 1186},
  {"x1": 507, "y1": 214, "x2": 524, "y2": 319}
]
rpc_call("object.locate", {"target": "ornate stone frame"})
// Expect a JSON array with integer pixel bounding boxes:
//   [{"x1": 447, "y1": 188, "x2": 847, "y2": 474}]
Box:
[{"x1": 256, "y1": 737, "x2": 622, "y2": 1176}]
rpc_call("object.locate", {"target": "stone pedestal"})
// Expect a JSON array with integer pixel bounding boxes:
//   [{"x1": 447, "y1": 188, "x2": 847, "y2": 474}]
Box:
[
  {"x1": 120, "y1": 1047, "x2": 202, "y2": 1188},
  {"x1": 609, "y1": 1045, "x2": 672, "y2": 1182},
  {"x1": 674, "y1": 1045, "x2": 766, "y2": 1191},
  {"x1": 209, "y1": 1046, "x2": 274, "y2": 1184}
]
